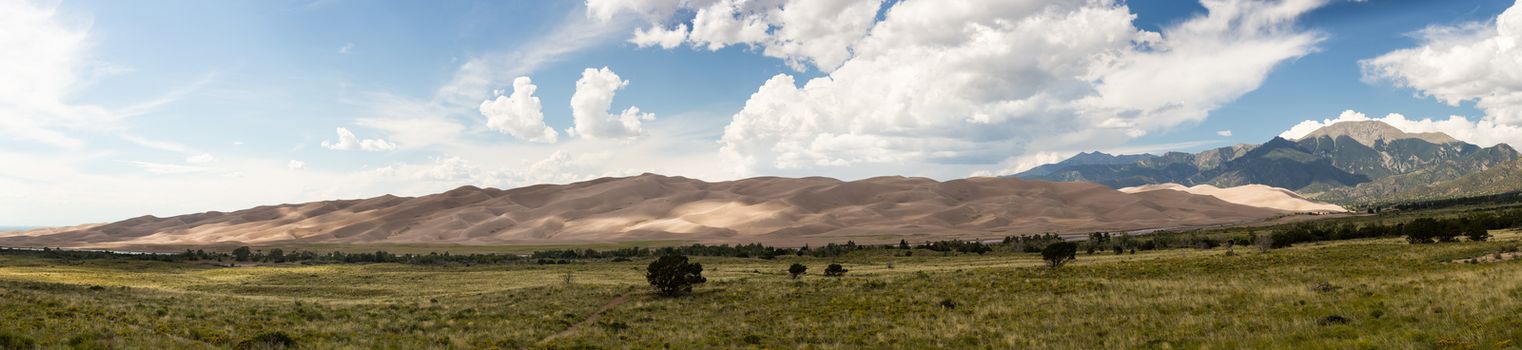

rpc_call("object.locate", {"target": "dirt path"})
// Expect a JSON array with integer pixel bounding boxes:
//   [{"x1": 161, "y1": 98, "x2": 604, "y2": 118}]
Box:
[{"x1": 538, "y1": 289, "x2": 633, "y2": 344}]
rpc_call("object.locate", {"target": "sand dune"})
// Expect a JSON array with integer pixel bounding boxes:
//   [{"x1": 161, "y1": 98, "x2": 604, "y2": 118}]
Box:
[
  {"x1": 1, "y1": 174, "x2": 1292, "y2": 247},
  {"x1": 1120, "y1": 183, "x2": 1347, "y2": 213}
]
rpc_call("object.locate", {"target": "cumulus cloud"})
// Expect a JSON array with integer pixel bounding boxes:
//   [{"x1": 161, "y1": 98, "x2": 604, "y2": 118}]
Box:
[
  {"x1": 321, "y1": 127, "x2": 397, "y2": 151},
  {"x1": 287, "y1": 160, "x2": 305, "y2": 170},
  {"x1": 710, "y1": 0, "x2": 1325, "y2": 176},
  {"x1": 567, "y1": 67, "x2": 654, "y2": 139},
  {"x1": 631, "y1": 23, "x2": 688, "y2": 49},
  {"x1": 1217, "y1": 130, "x2": 1234, "y2": 137},
  {"x1": 595, "y1": 0, "x2": 885, "y2": 72},
  {"x1": 1362, "y1": 0, "x2": 1522, "y2": 126},
  {"x1": 1281, "y1": 109, "x2": 1522, "y2": 148},
  {"x1": 479, "y1": 77, "x2": 558, "y2": 143}
]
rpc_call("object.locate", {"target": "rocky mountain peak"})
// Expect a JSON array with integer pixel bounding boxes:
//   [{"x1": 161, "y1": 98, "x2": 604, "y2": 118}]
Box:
[{"x1": 1299, "y1": 120, "x2": 1458, "y2": 147}]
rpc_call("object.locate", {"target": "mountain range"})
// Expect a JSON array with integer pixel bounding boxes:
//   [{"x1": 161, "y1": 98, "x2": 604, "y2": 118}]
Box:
[
  {"x1": 0, "y1": 175, "x2": 1299, "y2": 248},
  {"x1": 1013, "y1": 121, "x2": 1521, "y2": 206}
]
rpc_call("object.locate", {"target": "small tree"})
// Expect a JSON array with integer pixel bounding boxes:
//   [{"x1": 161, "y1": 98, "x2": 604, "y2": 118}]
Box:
[
  {"x1": 232, "y1": 246, "x2": 252, "y2": 262},
  {"x1": 646, "y1": 255, "x2": 707, "y2": 297},
  {"x1": 1252, "y1": 232, "x2": 1274, "y2": 253},
  {"x1": 1465, "y1": 221, "x2": 1491, "y2": 242},
  {"x1": 823, "y1": 263, "x2": 848, "y2": 277},
  {"x1": 788, "y1": 263, "x2": 807, "y2": 279},
  {"x1": 1042, "y1": 242, "x2": 1078, "y2": 269},
  {"x1": 1405, "y1": 218, "x2": 1440, "y2": 244},
  {"x1": 898, "y1": 239, "x2": 910, "y2": 250}
]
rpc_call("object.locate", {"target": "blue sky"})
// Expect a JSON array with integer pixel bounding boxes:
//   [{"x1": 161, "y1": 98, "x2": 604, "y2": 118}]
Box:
[{"x1": 4, "y1": 0, "x2": 1522, "y2": 226}]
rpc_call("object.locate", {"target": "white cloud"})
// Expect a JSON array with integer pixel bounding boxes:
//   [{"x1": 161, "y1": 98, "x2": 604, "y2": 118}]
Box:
[
  {"x1": 479, "y1": 77, "x2": 558, "y2": 143},
  {"x1": 597, "y1": 0, "x2": 885, "y2": 72},
  {"x1": 1280, "y1": 109, "x2": 1522, "y2": 148},
  {"x1": 185, "y1": 153, "x2": 216, "y2": 164},
  {"x1": 408, "y1": 151, "x2": 639, "y2": 188},
  {"x1": 321, "y1": 127, "x2": 397, "y2": 151},
  {"x1": 0, "y1": 1, "x2": 205, "y2": 150},
  {"x1": 631, "y1": 23, "x2": 688, "y2": 49},
  {"x1": 287, "y1": 160, "x2": 305, "y2": 170},
  {"x1": 435, "y1": 8, "x2": 633, "y2": 109},
  {"x1": 330, "y1": 90, "x2": 469, "y2": 151},
  {"x1": 338, "y1": 42, "x2": 353, "y2": 54},
  {"x1": 0, "y1": 0, "x2": 102, "y2": 148},
  {"x1": 1363, "y1": 0, "x2": 1522, "y2": 126},
  {"x1": 1217, "y1": 130, "x2": 1233, "y2": 137},
  {"x1": 715, "y1": 0, "x2": 1325, "y2": 176},
  {"x1": 567, "y1": 67, "x2": 654, "y2": 139}
]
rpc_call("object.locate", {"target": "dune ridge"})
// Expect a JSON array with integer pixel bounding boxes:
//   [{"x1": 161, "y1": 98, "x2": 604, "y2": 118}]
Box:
[
  {"x1": 0, "y1": 174, "x2": 1293, "y2": 247},
  {"x1": 1120, "y1": 183, "x2": 1346, "y2": 213}
]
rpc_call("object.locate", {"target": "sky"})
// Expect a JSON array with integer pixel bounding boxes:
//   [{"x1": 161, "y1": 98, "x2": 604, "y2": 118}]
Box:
[{"x1": 4, "y1": 0, "x2": 1522, "y2": 226}]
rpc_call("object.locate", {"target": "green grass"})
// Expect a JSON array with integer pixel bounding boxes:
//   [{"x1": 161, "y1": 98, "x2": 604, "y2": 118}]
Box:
[{"x1": 3, "y1": 232, "x2": 1521, "y2": 349}]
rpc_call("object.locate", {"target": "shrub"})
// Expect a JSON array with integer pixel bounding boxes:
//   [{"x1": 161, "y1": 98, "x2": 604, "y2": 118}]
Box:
[
  {"x1": 1465, "y1": 221, "x2": 1490, "y2": 242},
  {"x1": 1316, "y1": 315, "x2": 1350, "y2": 326},
  {"x1": 234, "y1": 331, "x2": 297, "y2": 350},
  {"x1": 823, "y1": 264, "x2": 848, "y2": 277},
  {"x1": 646, "y1": 255, "x2": 707, "y2": 297},
  {"x1": 0, "y1": 332, "x2": 36, "y2": 350},
  {"x1": 232, "y1": 246, "x2": 253, "y2": 262},
  {"x1": 1405, "y1": 218, "x2": 1440, "y2": 244},
  {"x1": 788, "y1": 263, "x2": 807, "y2": 279},
  {"x1": 1042, "y1": 242, "x2": 1078, "y2": 269},
  {"x1": 1254, "y1": 232, "x2": 1278, "y2": 251}
]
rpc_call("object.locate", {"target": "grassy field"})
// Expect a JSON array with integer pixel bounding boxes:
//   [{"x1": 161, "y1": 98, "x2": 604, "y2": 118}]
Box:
[{"x1": 2, "y1": 231, "x2": 1521, "y2": 349}]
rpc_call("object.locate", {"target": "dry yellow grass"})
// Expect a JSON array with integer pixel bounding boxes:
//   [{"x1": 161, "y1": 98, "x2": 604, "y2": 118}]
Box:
[{"x1": 1, "y1": 231, "x2": 1519, "y2": 348}]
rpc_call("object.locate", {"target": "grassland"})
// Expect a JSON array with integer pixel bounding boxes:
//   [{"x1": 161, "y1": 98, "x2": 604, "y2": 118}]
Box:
[{"x1": 2, "y1": 231, "x2": 1521, "y2": 349}]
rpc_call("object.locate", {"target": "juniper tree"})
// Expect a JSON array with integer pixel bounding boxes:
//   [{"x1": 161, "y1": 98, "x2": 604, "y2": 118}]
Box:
[
  {"x1": 788, "y1": 263, "x2": 807, "y2": 279},
  {"x1": 1042, "y1": 242, "x2": 1078, "y2": 269},
  {"x1": 646, "y1": 255, "x2": 707, "y2": 297}
]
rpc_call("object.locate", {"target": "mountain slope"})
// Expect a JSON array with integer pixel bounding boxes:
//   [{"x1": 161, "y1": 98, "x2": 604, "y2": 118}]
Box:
[
  {"x1": 1374, "y1": 158, "x2": 1522, "y2": 203},
  {"x1": 1018, "y1": 138, "x2": 1368, "y2": 191},
  {"x1": 0, "y1": 174, "x2": 1291, "y2": 247},
  {"x1": 1013, "y1": 121, "x2": 1518, "y2": 204},
  {"x1": 1192, "y1": 137, "x2": 1370, "y2": 190},
  {"x1": 1014, "y1": 152, "x2": 1157, "y2": 178}
]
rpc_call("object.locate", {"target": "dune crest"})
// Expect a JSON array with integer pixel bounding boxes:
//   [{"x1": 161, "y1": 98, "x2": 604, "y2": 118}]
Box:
[
  {"x1": 1120, "y1": 183, "x2": 1346, "y2": 213},
  {"x1": 2, "y1": 174, "x2": 1293, "y2": 247}
]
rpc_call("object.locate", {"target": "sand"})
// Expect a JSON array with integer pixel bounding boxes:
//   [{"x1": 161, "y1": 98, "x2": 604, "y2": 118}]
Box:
[
  {"x1": 1120, "y1": 183, "x2": 1347, "y2": 213},
  {"x1": 1, "y1": 174, "x2": 1292, "y2": 247}
]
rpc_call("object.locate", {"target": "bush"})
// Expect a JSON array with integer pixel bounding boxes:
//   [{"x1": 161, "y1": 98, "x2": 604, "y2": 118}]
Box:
[
  {"x1": 1316, "y1": 315, "x2": 1350, "y2": 326},
  {"x1": 646, "y1": 255, "x2": 707, "y2": 297},
  {"x1": 788, "y1": 263, "x2": 807, "y2": 279},
  {"x1": 0, "y1": 332, "x2": 36, "y2": 350},
  {"x1": 234, "y1": 331, "x2": 297, "y2": 350},
  {"x1": 1405, "y1": 218, "x2": 1440, "y2": 244},
  {"x1": 1042, "y1": 242, "x2": 1078, "y2": 269},
  {"x1": 1465, "y1": 221, "x2": 1490, "y2": 242},
  {"x1": 823, "y1": 264, "x2": 848, "y2": 277}
]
